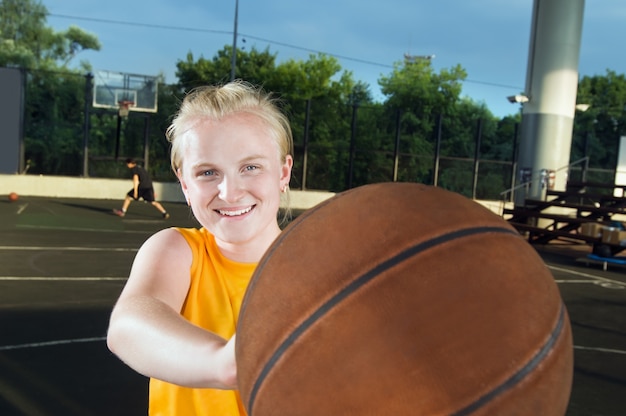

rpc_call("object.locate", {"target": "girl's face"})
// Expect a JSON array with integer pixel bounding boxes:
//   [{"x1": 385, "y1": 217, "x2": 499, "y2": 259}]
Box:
[{"x1": 177, "y1": 112, "x2": 292, "y2": 258}]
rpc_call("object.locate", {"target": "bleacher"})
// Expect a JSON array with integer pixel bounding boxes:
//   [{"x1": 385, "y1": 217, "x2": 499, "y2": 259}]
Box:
[{"x1": 504, "y1": 181, "x2": 626, "y2": 256}]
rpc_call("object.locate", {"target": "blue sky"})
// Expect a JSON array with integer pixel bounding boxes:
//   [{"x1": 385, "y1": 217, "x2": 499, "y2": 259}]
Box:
[{"x1": 43, "y1": 0, "x2": 626, "y2": 118}]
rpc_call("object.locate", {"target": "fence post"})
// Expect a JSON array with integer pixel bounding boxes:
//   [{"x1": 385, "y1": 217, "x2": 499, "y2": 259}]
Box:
[
  {"x1": 582, "y1": 132, "x2": 591, "y2": 183},
  {"x1": 143, "y1": 115, "x2": 150, "y2": 172},
  {"x1": 346, "y1": 103, "x2": 358, "y2": 189},
  {"x1": 18, "y1": 68, "x2": 27, "y2": 174},
  {"x1": 433, "y1": 114, "x2": 443, "y2": 186},
  {"x1": 82, "y1": 73, "x2": 93, "y2": 177},
  {"x1": 114, "y1": 113, "x2": 123, "y2": 161},
  {"x1": 472, "y1": 118, "x2": 483, "y2": 199},
  {"x1": 393, "y1": 110, "x2": 401, "y2": 182},
  {"x1": 301, "y1": 99, "x2": 311, "y2": 190},
  {"x1": 509, "y1": 122, "x2": 519, "y2": 202}
]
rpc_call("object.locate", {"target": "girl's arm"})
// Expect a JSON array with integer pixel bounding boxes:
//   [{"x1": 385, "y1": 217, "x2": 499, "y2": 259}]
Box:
[{"x1": 106, "y1": 228, "x2": 237, "y2": 389}]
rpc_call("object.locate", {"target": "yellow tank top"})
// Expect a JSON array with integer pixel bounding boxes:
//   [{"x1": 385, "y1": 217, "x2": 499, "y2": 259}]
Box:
[{"x1": 148, "y1": 227, "x2": 256, "y2": 416}]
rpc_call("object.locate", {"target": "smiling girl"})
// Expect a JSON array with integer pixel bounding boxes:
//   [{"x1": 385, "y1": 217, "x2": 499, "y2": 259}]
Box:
[{"x1": 107, "y1": 81, "x2": 293, "y2": 415}]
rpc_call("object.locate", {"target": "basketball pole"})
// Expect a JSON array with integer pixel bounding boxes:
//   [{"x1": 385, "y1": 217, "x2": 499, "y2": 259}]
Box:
[
  {"x1": 230, "y1": 0, "x2": 239, "y2": 82},
  {"x1": 515, "y1": 0, "x2": 585, "y2": 206}
]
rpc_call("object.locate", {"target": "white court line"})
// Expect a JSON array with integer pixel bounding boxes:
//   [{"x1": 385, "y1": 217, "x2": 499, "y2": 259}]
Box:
[
  {"x1": 0, "y1": 276, "x2": 126, "y2": 281},
  {"x1": 13, "y1": 201, "x2": 161, "y2": 231},
  {"x1": 16, "y1": 224, "x2": 152, "y2": 234},
  {"x1": 16, "y1": 202, "x2": 28, "y2": 214},
  {"x1": 0, "y1": 246, "x2": 137, "y2": 252},
  {"x1": 0, "y1": 337, "x2": 106, "y2": 351},
  {"x1": 573, "y1": 345, "x2": 626, "y2": 355},
  {"x1": 548, "y1": 265, "x2": 626, "y2": 289},
  {"x1": 1, "y1": 337, "x2": 624, "y2": 356}
]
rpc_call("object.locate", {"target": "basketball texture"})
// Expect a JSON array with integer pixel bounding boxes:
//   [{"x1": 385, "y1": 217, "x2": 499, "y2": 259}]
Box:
[{"x1": 236, "y1": 183, "x2": 573, "y2": 416}]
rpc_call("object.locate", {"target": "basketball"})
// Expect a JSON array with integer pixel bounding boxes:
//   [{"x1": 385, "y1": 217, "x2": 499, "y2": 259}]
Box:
[
  {"x1": 236, "y1": 183, "x2": 573, "y2": 415},
  {"x1": 8, "y1": 192, "x2": 18, "y2": 202}
]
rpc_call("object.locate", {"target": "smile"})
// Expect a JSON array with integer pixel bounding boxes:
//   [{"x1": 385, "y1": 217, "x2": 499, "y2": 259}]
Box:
[{"x1": 217, "y1": 206, "x2": 254, "y2": 217}]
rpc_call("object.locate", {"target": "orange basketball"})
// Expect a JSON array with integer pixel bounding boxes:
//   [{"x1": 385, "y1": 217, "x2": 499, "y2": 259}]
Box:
[
  {"x1": 236, "y1": 183, "x2": 573, "y2": 416},
  {"x1": 8, "y1": 192, "x2": 18, "y2": 202}
]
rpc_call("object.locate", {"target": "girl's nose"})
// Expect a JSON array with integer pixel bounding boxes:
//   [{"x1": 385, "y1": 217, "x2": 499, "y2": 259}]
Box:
[{"x1": 217, "y1": 176, "x2": 244, "y2": 203}]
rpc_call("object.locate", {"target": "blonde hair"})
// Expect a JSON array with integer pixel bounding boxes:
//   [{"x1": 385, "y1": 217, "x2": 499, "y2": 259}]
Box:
[{"x1": 166, "y1": 80, "x2": 293, "y2": 174}]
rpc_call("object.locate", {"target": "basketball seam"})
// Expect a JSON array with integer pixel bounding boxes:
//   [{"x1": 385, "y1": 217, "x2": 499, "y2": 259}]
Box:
[
  {"x1": 451, "y1": 303, "x2": 566, "y2": 416},
  {"x1": 245, "y1": 225, "x2": 520, "y2": 413}
]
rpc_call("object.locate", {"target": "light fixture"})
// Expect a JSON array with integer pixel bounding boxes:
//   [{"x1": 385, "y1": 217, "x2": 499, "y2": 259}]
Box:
[
  {"x1": 575, "y1": 103, "x2": 590, "y2": 112},
  {"x1": 403, "y1": 54, "x2": 436, "y2": 62},
  {"x1": 507, "y1": 94, "x2": 529, "y2": 104}
]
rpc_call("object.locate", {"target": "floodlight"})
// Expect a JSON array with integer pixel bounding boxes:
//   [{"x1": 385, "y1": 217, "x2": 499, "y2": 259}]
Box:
[
  {"x1": 507, "y1": 94, "x2": 529, "y2": 104},
  {"x1": 575, "y1": 104, "x2": 590, "y2": 112}
]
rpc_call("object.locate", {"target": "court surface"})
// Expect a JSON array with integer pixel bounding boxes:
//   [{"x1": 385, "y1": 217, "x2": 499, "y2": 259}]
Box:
[{"x1": 1, "y1": 196, "x2": 625, "y2": 415}]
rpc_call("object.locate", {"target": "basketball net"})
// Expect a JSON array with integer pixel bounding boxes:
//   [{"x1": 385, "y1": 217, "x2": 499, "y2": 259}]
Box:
[{"x1": 118, "y1": 100, "x2": 134, "y2": 118}]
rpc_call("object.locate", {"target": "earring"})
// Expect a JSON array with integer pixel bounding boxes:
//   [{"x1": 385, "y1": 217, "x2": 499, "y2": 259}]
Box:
[{"x1": 281, "y1": 185, "x2": 289, "y2": 193}]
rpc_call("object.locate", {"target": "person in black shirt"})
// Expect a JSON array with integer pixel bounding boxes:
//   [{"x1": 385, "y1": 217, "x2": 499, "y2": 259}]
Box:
[{"x1": 113, "y1": 158, "x2": 170, "y2": 219}]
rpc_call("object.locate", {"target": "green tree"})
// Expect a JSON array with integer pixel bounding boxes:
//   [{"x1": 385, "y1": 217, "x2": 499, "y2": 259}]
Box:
[
  {"x1": 26, "y1": 71, "x2": 87, "y2": 175},
  {"x1": 0, "y1": 0, "x2": 102, "y2": 175},
  {"x1": 379, "y1": 58, "x2": 466, "y2": 134},
  {"x1": 0, "y1": 0, "x2": 100, "y2": 70},
  {"x1": 377, "y1": 58, "x2": 467, "y2": 187},
  {"x1": 176, "y1": 45, "x2": 278, "y2": 89},
  {"x1": 175, "y1": 47, "x2": 361, "y2": 191},
  {"x1": 574, "y1": 70, "x2": 626, "y2": 182},
  {"x1": 271, "y1": 54, "x2": 359, "y2": 191},
  {"x1": 376, "y1": 58, "x2": 519, "y2": 198}
]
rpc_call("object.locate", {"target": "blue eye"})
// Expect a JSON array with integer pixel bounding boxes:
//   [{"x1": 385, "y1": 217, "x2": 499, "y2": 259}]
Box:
[{"x1": 202, "y1": 170, "x2": 215, "y2": 176}]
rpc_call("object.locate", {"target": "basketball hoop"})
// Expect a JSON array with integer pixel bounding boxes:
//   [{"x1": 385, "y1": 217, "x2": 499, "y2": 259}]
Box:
[{"x1": 118, "y1": 100, "x2": 135, "y2": 118}]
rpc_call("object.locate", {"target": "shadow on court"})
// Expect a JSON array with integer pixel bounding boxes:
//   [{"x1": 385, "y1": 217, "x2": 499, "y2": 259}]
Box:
[
  {"x1": 0, "y1": 196, "x2": 199, "y2": 415},
  {"x1": 0, "y1": 196, "x2": 625, "y2": 415}
]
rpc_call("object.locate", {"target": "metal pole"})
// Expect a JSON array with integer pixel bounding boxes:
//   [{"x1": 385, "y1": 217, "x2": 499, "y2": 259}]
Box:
[
  {"x1": 510, "y1": 122, "x2": 519, "y2": 202},
  {"x1": 230, "y1": 0, "x2": 239, "y2": 81},
  {"x1": 301, "y1": 99, "x2": 311, "y2": 190},
  {"x1": 433, "y1": 114, "x2": 443, "y2": 186},
  {"x1": 115, "y1": 114, "x2": 122, "y2": 161},
  {"x1": 517, "y1": 0, "x2": 585, "y2": 204},
  {"x1": 143, "y1": 115, "x2": 150, "y2": 172},
  {"x1": 582, "y1": 132, "x2": 590, "y2": 182},
  {"x1": 18, "y1": 68, "x2": 27, "y2": 174},
  {"x1": 392, "y1": 110, "x2": 401, "y2": 182},
  {"x1": 346, "y1": 104, "x2": 358, "y2": 190},
  {"x1": 82, "y1": 73, "x2": 93, "y2": 177},
  {"x1": 472, "y1": 118, "x2": 483, "y2": 199}
]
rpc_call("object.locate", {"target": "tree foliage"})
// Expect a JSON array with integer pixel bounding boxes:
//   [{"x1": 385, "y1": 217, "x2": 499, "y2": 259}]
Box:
[
  {"x1": 573, "y1": 70, "x2": 626, "y2": 181},
  {"x1": 0, "y1": 0, "x2": 100, "y2": 70},
  {"x1": 0, "y1": 0, "x2": 102, "y2": 175},
  {"x1": 6, "y1": 0, "x2": 624, "y2": 198},
  {"x1": 175, "y1": 47, "x2": 366, "y2": 191},
  {"x1": 376, "y1": 58, "x2": 515, "y2": 196}
]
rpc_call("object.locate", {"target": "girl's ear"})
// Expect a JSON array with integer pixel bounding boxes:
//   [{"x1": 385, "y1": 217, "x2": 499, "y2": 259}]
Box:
[{"x1": 280, "y1": 155, "x2": 294, "y2": 190}]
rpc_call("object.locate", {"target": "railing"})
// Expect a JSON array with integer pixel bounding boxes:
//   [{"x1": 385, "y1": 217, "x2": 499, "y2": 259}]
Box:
[
  {"x1": 498, "y1": 156, "x2": 590, "y2": 215},
  {"x1": 559, "y1": 156, "x2": 590, "y2": 183}
]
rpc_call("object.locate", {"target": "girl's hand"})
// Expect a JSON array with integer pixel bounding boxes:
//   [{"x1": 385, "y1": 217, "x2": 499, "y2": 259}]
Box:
[{"x1": 218, "y1": 335, "x2": 238, "y2": 389}]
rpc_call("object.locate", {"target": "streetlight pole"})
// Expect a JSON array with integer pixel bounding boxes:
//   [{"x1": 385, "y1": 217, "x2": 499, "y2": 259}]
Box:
[{"x1": 230, "y1": 0, "x2": 239, "y2": 81}]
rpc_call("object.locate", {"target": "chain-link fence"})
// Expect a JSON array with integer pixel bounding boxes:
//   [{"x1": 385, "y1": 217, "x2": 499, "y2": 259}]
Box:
[{"x1": 13, "y1": 67, "x2": 616, "y2": 200}]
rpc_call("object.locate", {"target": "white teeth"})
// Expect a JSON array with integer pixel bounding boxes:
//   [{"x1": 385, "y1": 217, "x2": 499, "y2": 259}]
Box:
[{"x1": 218, "y1": 206, "x2": 252, "y2": 216}]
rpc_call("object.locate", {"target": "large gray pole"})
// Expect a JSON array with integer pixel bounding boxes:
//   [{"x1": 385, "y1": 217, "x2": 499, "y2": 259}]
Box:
[{"x1": 516, "y1": 0, "x2": 585, "y2": 205}]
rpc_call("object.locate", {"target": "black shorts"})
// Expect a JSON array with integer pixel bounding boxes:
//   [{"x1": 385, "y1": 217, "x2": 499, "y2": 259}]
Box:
[{"x1": 127, "y1": 188, "x2": 155, "y2": 202}]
